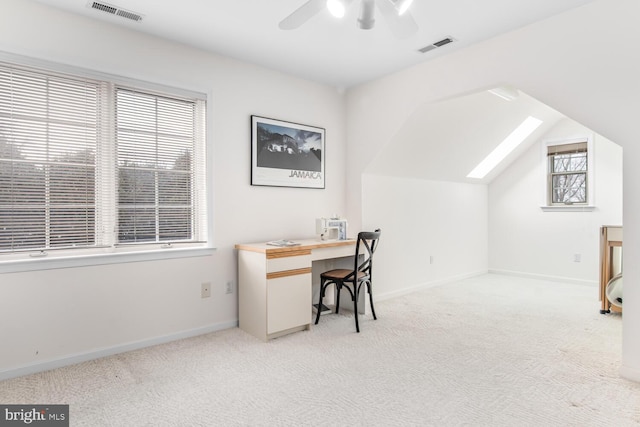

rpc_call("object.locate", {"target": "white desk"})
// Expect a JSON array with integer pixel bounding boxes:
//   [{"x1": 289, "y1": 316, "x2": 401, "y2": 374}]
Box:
[{"x1": 235, "y1": 238, "x2": 356, "y2": 341}]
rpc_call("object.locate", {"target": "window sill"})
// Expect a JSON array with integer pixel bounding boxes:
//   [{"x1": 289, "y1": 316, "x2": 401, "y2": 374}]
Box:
[
  {"x1": 540, "y1": 205, "x2": 596, "y2": 212},
  {"x1": 0, "y1": 246, "x2": 216, "y2": 274}
]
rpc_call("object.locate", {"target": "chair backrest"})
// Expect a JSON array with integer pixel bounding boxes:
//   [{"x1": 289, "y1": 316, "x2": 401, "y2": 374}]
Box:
[{"x1": 354, "y1": 229, "x2": 381, "y2": 279}]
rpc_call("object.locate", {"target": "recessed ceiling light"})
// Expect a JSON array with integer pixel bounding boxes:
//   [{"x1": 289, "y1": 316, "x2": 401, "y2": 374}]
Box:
[{"x1": 467, "y1": 116, "x2": 543, "y2": 179}]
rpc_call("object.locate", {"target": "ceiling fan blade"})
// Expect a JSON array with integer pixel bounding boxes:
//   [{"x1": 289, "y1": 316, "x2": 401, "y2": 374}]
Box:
[
  {"x1": 279, "y1": 0, "x2": 327, "y2": 30},
  {"x1": 375, "y1": 0, "x2": 418, "y2": 39}
]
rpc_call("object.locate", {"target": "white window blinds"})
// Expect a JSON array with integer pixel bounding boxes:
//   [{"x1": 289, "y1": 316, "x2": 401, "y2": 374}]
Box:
[
  {"x1": 115, "y1": 88, "x2": 206, "y2": 245},
  {"x1": 0, "y1": 61, "x2": 207, "y2": 255},
  {"x1": 0, "y1": 64, "x2": 103, "y2": 252}
]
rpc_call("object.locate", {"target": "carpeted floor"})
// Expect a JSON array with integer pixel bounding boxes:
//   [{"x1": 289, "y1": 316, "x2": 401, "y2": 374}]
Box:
[{"x1": 1, "y1": 274, "x2": 638, "y2": 426}]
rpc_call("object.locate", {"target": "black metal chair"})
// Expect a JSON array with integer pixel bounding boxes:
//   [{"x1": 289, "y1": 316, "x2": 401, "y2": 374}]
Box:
[{"x1": 314, "y1": 229, "x2": 381, "y2": 332}]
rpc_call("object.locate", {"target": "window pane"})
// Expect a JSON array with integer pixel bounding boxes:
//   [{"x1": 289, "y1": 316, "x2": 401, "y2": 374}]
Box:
[
  {"x1": 0, "y1": 209, "x2": 46, "y2": 250},
  {"x1": 50, "y1": 164, "x2": 95, "y2": 204},
  {"x1": 159, "y1": 207, "x2": 192, "y2": 241},
  {"x1": 551, "y1": 173, "x2": 586, "y2": 204},
  {"x1": 0, "y1": 156, "x2": 46, "y2": 205},
  {"x1": 552, "y1": 152, "x2": 587, "y2": 173},
  {"x1": 118, "y1": 207, "x2": 157, "y2": 243},
  {"x1": 50, "y1": 208, "x2": 95, "y2": 247},
  {"x1": 118, "y1": 167, "x2": 156, "y2": 205},
  {"x1": 158, "y1": 170, "x2": 191, "y2": 205}
]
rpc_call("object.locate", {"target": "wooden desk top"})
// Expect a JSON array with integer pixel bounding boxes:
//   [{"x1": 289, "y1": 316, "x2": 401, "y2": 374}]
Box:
[{"x1": 235, "y1": 238, "x2": 356, "y2": 255}]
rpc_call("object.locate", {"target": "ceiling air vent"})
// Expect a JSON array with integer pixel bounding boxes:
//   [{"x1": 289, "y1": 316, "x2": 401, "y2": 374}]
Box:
[
  {"x1": 88, "y1": 1, "x2": 143, "y2": 22},
  {"x1": 418, "y1": 37, "x2": 456, "y2": 53}
]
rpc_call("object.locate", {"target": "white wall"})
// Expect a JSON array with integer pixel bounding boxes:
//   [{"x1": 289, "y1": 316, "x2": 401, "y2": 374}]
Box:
[
  {"x1": 346, "y1": 0, "x2": 640, "y2": 381},
  {"x1": 0, "y1": 0, "x2": 347, "y2": 378},
  {"x1": 489, "y1": 119, "x2": 623, "y2": 283},
  {"x1": 362, "y1": 174, "x2": 488, "y2": 298}
]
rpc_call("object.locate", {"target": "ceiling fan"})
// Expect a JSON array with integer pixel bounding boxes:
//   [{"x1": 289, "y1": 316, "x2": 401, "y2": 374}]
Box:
[{"x1": 279, "y1": 0, "x2": 418, "y2": 39}]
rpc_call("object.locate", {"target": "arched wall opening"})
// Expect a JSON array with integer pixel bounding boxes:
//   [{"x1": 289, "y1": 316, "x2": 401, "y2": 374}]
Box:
[
  {"x1": 362, "y1": 86, "x2": 622, "y2": 299},
  {"x1": 346, "y1": 0, "x2": 639, "y2": 381}
]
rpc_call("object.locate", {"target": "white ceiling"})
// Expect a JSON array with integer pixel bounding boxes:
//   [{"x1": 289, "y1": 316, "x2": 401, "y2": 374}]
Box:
[{"x1": 32, "y1": 0, "x2": 596, "y2": 89}]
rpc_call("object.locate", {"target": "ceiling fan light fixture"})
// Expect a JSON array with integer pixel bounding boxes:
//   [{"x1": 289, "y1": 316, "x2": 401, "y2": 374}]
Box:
[
  {"x1": 327, "y1": 0, "x2": 346, "y2": 18},
  {"x1": 395, "y1": 0, "x2": 414, "y2": 16},
  {"x1": 358, "y1": 0, "x2": 376, "y2": 29}
]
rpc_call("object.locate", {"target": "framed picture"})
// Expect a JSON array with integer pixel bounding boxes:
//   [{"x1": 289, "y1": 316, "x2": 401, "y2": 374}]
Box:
[{"x1": 251, "y1": 115, "x2": 325, "y2": 189}]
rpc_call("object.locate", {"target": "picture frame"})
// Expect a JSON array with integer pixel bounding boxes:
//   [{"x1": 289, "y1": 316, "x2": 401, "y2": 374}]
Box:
[{"x1": 251, "y1": 115, "x2": 325, "y2": 189}]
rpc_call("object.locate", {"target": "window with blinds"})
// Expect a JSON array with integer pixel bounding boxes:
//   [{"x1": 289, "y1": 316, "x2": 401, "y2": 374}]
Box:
[
  {"x1": 116, "y1": 89, "x2": 206, "y2": 245},
  {"x1": 0, "y1": 61, "x2": 207, "y2": 256},
  {"x1": 547, "y1": 141, "x2": 588, "y2": 205}
]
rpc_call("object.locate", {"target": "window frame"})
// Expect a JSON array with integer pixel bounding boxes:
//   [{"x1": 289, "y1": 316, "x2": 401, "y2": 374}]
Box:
[
  {"x1": 0, "y1": 53, "x2": 213, "y2": 273},
  {"x1": 541, "y1": 136, "x2": 595, "y2": 212}
]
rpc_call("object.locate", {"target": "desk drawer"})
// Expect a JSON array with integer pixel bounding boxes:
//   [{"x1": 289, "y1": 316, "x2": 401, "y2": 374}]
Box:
[
  {"x1": 311, "y1": 244, "x2": 355, "y2": 261},
  {"x1": 267, "y1": 254, "x2": 311, "y2": 273}
]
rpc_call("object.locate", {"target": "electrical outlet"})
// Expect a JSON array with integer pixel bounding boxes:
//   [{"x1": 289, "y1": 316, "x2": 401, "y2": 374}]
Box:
[
  {"x1": 201, "y1": 282, "x2": 211, "y2": 298},
  {"x1": 226, "y1": 280, "x2": 234, "y2": 294},
  {"x1": 429, "y1": 255, "x2": 434, "y2": 265},
  {"x1": 573, "y1": 253, "x2": 581, "y2": 263}
]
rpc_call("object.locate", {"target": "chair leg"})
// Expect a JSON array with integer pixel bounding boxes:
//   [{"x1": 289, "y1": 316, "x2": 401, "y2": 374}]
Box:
[
  {"x1": 367, "y1": 281, "x2": 377, "y2": 320},
  {"x1": 353, "y1": 284, "x2": 360, "y2": 333},
  {"x1": 315, "y1": 280, "x2": 328, "y2": 325},
  {"x1": 335, "y1": 282, "x2": 342, "y2": 314}
]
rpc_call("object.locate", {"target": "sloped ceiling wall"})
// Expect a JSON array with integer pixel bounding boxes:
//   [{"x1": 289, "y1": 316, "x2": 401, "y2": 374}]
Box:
[{"x1": 365, "y1": 89, "x2": 565, "y2": 183}]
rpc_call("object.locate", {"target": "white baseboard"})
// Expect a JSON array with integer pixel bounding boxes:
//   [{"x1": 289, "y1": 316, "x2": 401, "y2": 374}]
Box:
[
  {"x1": 0, "y1": 320, "x2": 238, "y2": 382},
  {"x1": 0, "y1": 270, "x2": 602, "y2": 382},
  {"x1": 489, "y1": 269, "x2": 598, "y2": 287},
  {"x1": 620, "y1": 364, "x2": 640, "y2": 383},
  {"x1": 376, "y1": 270, "x2": 488, "y2": 301}
]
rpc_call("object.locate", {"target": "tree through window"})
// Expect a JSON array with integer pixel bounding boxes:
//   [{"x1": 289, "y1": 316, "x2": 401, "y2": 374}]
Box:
[{"x1": 548, "y1": 142, "x2": 588, "y2": 205}]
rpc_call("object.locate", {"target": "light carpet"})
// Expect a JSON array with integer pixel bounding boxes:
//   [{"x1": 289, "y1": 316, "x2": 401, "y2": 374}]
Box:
[{"x1": 1, "y1": 274, "x2": 639, "y2": 426}]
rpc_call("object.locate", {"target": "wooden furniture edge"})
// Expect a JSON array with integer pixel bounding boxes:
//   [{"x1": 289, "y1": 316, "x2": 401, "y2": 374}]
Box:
[
  {"x1": 599, "y1": 226, "x2": 623, "y2": 314},
  {"x1": 235, "y1": 239, "x2": 356, "y2": 255},
  {"x1": 267, "y1": 249, "x2": 312, "y2": 259},
  {"x1": 266, "y1": 267, "x2": 312, "y2": 280}
]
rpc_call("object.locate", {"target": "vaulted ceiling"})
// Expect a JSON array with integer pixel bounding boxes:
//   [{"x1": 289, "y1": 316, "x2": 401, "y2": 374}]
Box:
[{"x1": 366, "y1": 89, "x2": 567, "y2": 183}]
